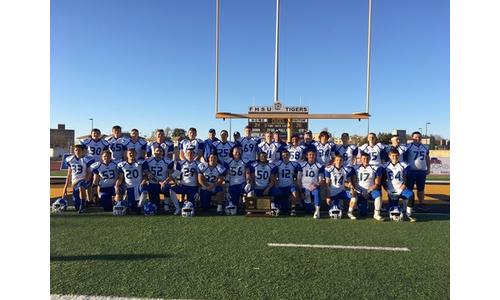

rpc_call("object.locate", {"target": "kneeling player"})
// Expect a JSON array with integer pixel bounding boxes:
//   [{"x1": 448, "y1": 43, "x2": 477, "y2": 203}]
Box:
[
  {"x1": 381, "y1": 149, "x2": 416, "y2": 222},
  {"x1": 198, "y1": 153, "x2": 226, "y2": 214},
  {"x1": 62, "y1": 144, "x2": 95, "y2": 213},
  {"x1": 275, "y1": 149, "x2": 300, "y2": 216},
  {"x1": 324, "y1": 155, "x2": 356, "y2": 219},
  {"x1": 352, "y1": 152, "x2": 384, "y2": 221},
  {"x1": 298, "y1": 150, "x2": 325, "y2": 219},
  {"x1": 91, "y1": 150, "x2": 118, "y2": 212},
  {"x1": 146, "y1": 147, "x2": 175, "y2": 213},
  {"x1": 247, "y1": 152, "x2": 280, "y2": 212},
  {"x1": 115, "y1": 149, "x2": 149, "y2": 213},
  {"x1": 225, "y1": 147, "x2": 249, "y2": 213},
  {"x1": 170, "y1": 147, "x2": 200, "y2": 215}
]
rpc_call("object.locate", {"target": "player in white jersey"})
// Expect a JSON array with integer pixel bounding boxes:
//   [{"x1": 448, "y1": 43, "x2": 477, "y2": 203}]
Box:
[
  {"x1": 380, "y1": 149, "x2": 416, "y2": 222},
  {"x1": 404, "y1": 131, "x2": 431, "y2": 211},
  {"x1": 246, "y1": 152, "x2": 280, "y2": 208},
  {"x1": 287, "y1": 134, "x2": 306, "y2": 164},
  {"x1": 126, "y1": 128, "x2": 147, "y2": 161},
  {"x1": 106, "y1": 125, "x2": 130, "y2": 163},
  {"x1": 351, "y1": 152, "x2": 384, "y2": 221},
  {"x1": 238, "y1": 125, "x2": 260, "y2": 164},
  {"x1": 80, "y1": 128, "x2": 110, "y2": 162},
  {"x1": 115, "y1": 148, "x2": 150, "y2": 213},
  {"x1": 298, "y1": 150, "x2": 325, "y2": 218},
  {"x1": 225, "y1": 147, "x2": 249, "y2": 213},
  {"x1": 357, "y1": 132, "x2": 387, "y2": 167},
  {"x1": 213, "y1": 130, "x2": 234, "y2": 164},
  {"x1": 335, "y1": 132, "x2": 358, "y2": 167},
  {"x1": 179, "y1": 127, "x2": 204, "y2": 161},
  {"x1": 198, "y1": 153, "x2": 227, "y2": 214},
  {"x1": 324, "y1": 154, "x2": 357, "y2": 219},
  {"x1": 274, "y1": 150, "x2": 300, "y2": 216},
  {"x1": 170, "y1": 147, "x2": 201, "y2": 211},
  {"x1": 146, "y1": 147, "x2": 175, "y2": 213},
  {"x1": 62, "y1": 145, "x2": 95, "y2": 213},
  {"x1": 147, "y1": 129, "x2": 174, "y2": 161},
  {"x1": 90, "y1": 150, "x2": 118, "y2": 212},
  {"x1": 257, "y1": 132, "x2": 283, "y2": 164},
  {"x1": 314, "y1": 131, "x2": 336, "y2": 166},
  {"x1": 385, "y1": 135, "x2": 407, "y2": 163}
]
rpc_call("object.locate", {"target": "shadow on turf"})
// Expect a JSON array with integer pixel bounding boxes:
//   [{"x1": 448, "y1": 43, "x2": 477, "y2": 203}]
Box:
[{"x1": 51, "y1": 253, "x2": 172, "y2": 262}]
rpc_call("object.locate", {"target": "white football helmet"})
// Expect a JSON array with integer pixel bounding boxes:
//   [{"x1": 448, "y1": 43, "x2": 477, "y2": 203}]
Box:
[
  {"x1": 51, "y1": 198, "x2": 67, "y2": 213},
  {"x1": 389, "y1": 206, "x2": 403, "y2": 222},
  {"x1": 328, "y1": 205, "x2": 342, "y2": 219},
  {"x1": 113, "y1": 201, "x2": 128, "y2": 216},
  {"x1": 181, "y1": 202, "x2": 194, "y2": 217},
  {"x1": 225, "y1": 201, "x2": 237, "y2": 216}
]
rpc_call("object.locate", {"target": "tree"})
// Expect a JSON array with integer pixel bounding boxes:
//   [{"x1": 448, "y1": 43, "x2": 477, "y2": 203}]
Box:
[
  {"x1": 172, "y1": 128, "x2": 186, "y2": 138},
  {"x1": 377, "y1": 132, "x2": 392, "y2": 145},
  {"x1": 164, "y1": 127, "x2": 172, "y2": 138}
]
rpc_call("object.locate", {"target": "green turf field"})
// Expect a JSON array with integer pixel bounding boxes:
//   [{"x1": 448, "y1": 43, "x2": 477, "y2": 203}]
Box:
[{"x1": 50, "y1": 211, "x2": 449, "y2": 299}]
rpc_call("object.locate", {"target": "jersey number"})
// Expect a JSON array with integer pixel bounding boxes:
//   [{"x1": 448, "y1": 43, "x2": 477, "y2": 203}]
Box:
[
  {"x1": 230, "y1": 167, "x2": 243, "y2": 176},
  {"x1": 71, "y1": 164, "x2": 83, "y2": 174},
  {"x1": 101, "y1": 170, "x2": 115, "y2": 180},
  {"x1": 413, "y1": 151, "x2": 425, "y2": 160},
  {"x1": 125, "y1": 169, "x2": 139, "y2": 179},
  {"x1": 256, "y1": 170, "x2": 269, "y2": 180}
]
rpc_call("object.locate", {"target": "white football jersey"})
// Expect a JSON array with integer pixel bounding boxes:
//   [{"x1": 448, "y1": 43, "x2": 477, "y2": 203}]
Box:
[
  {"x1": 314, "y1": 142, "x2": 336, "y2": 166},
  {"x1": 258, "y1": 141, "x2": 282, "y2": 163},
  {"x1": 385, "y1": 144, "x2": 408, "y2": 163},
  {"x1": 66, "y1": 155, "x2": 95, "y2": 184},
  {"x1": 335, "y1": 144, "x2": 358, "y2": 167},
  {"x1": 225, "y1": 159, "x2": 247, "y2": 186},
  {"x1": 91, "y1": 161, "x2": 118, "y2": 188},
  {"x1": 126, "y1": 139, "x2": 147, "y2": 159},
  {"x1": 239, "y1": 136, "x2": 260, "y2": 163},
  {"x1": 213, "y1": 140, "x2": 234, "y2": 164},
  {"x1": 117, "y1": 160, "x2": 147, "y2": 188},
  {"x1": 198, "y1": 162, "x2": 226, "y2": 190},
  {"x1": 106, "y1": 136, "x2": 130, "y2": 162},
  {"x1": 353, "y1": 164, "x2": 381, "y2": 193},
  {"x1": 179, "y1": 138, "x2": 204, "y2": 156},
  {"x1": 147, "y1": 141, "x2": 174, "y2": 158},
  {"x1": 287, "y1": 145, "x2": 306, "y2": 163},
  {"x1": 324, "y1": 165, "x2": 353, "y2": 196},
  {"x1": 81, "y1": 138, "x2": 110, "y2": 162},
  {"x1": 176, "y1": 159, "x2": 200, "y2": 187},
  {"x1": 146, "y1": 157, "x2": 174, "y2": 183},
  {"x1": 381, "y1": 161, "x2": 409, "y2": 194},
  {"x1": 406, "y1": 143, "x2": 429, "y2": 171},
  {"x1": 299, "y1": 162, "x2": 325, "y2": 188},
  {"x1": 358, "y1": 143, "x2": 386, "y2": 166},
  {"x1": 250, "y1": 162, "x2": 277, "y2": 189},
  {"x1": 275, "y1": 160, "x2": 299, "y2": 188}
]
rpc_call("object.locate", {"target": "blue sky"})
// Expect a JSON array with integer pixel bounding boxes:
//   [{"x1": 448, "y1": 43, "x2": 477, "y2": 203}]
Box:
[{"x1": 51, "y1": 0, "x2": 449, "y2": 139}]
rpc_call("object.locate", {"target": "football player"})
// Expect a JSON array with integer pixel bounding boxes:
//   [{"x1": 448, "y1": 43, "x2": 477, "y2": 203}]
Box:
[
  {"x1": 126, "y1": 128, "x2": 147, "y2": 161},
  {"x1": 314, "y1": 131, "x2": 336, "y2": 166},
  {"x1": 385, "y1": 135, "x2": 407, "y2": 163},
  {"x1": 297, "y1": 150, "x2": 325, "y2": 218},
  {"x1": 300, "y1": 130, "x2": 317, "y2": 154},
  {"x1": 274, "y1": 149, "x2": 300, "y2": 216},
  {"x1": 170, "y1": 147, "x2": 201, "y2": 212},
  {"x1": 324, "y1": 154, "x2": 356, "y2": 219},
  {"x1": 106, "y1": 125, "x2": 130, "y2": 163},
  {"x1": 115, "y1": 148, "x2": 149, "y2": 213},
  {"x1": 147, "y1": 129, "x2": 174, "y2": 160},
  {"x1": 90, "y1": 150, "x2": 118, "y2": 212},
  {"x1": 179, "y1": 127, "x2": 204, "y2": 161},
  {"x1": 257, "y1": 131, "x2": 283, "y2": 164},
  {"x1": 238, "y1": 125, "x2": 260, "y2": 164},
  {"x1": 202, "y1": 128, "x2": 219, "y2": 162},
  {"x1": 146, "y1": 147, "x2": 176, "y2": 213},
  {"x1": 62, "y1": 144, "x2": 95, "y2": 213},
  {"x1": 358, "y1": 132, "x2": 386, "y2": 167},
  {"x1": 351, "y1": 152, "x2": 384, "y2": 221},
  {"x1": 380, "y1": 149, "x2": 416, "y2": 222},
  {"x1": 335, "y1": 132, "x2": 358, "y2": 167},
  {"x1": 233, "y1": 131, "x2": 241, "y2": 143},
  {"x1": 80, "y1": 128, "x2": 110, "y2": 162},
  {"x1": 273, "y1": 129, "x2": 287, "y2": 148},
  {"x1": 287, "y1": 134, "x2": 306, "y2": 163},
  {"x1": 404, "y1": 131, "x2": 431, "y2": 211},
  {"x1": 213, "y1": 130, "x2": 234, "y2": 164},
  {"x1": 246, "y1": 152, "x2": 280, "y2": 210},
  {"x1": 225, "y1": 146, "x2": 248, "y2": 212},
  {"x1": 198, "y1": 153, "x2": 227, "y2": 213}
]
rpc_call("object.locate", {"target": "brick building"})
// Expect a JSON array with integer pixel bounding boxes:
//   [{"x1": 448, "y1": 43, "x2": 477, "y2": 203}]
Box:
[{"x1": 50, "y1": 124, "x2": 74, "y2": 159}]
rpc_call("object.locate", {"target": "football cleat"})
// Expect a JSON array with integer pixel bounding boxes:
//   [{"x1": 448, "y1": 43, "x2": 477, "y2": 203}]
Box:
[
  {"x1": 290, "y1": 209, "x2": 296, "y2": 216},
  {"x1": 51, "y1": 198, "x2": 68, "y2": 213},
  {"x1": 328, "y1": 206, "x2": 343, "y2": 220},
  {"x1": 403, "y1": 213, "x2": 417, "y2": 223},
  {"x1": 347, "y1": 212, "x2": 357, "y2": 220},
  {"x1": 143, "y1": 202, "x2": 157, "y2": 216},
  {"x1": 373, "y1": 212, "x2": 385, "y2": 221},
  {"x1": 113, "y1": 200, "x2": 128, "y2": 216},
  {"x1": 173, "y1": 207, "x2": 181, "y2": 215},
  {"x1": 313, "y1": 211, "x2": 320, "y2": 219},
  {"x1": 389, "y1": 207, "x2": 403, "y2": 222},
  {"x1": 225, "y1": 202, "x2": 237, "y2": 216},
  {"x1": 181, "y1": 202, "x2": 194, "y2": 217}
]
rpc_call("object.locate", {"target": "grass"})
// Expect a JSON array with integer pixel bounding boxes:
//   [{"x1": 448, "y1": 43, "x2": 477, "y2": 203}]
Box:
[
  {"x1": 50, "y1": 170, "x2": 67, "y2": 176},
  {"x1": 51, "y1": 210, "x2": 449, "y2": 299},
  {"x1": 427, "y1": 174, "x2": 450, "y2": 181}
]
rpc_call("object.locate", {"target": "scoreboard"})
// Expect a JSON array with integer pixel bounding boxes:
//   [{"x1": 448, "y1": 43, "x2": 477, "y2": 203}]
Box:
[{"x1": 247, "y1": 102, "x2": 309, "y2": 138}]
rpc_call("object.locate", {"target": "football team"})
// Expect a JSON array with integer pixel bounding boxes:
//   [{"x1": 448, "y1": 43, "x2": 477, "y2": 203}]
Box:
[{"x1": 54, "y1": 125, "x2": 431, "y2": 222}]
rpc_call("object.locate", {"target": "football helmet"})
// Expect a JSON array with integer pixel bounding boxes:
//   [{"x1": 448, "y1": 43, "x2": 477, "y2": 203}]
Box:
[
  {"x1": 113, "y1": 200, "x2": 128, "y2": 216},
  {"x1": 51, "y1": 198, "x2": 67, "y2": 213},
  {"x1": 328, "y1": 205, "x2": 342, "y2": 219},
  {"x1": 389, "y1": 206, "x2": 403, "y2": 222},
  {"x1": 225, "y1": 201, "x2": 237, "y2": 216},
  {"x1": 270, "y1": 202, "x2": 280, "y2": 217},
  {"x1": 181, "y1": 202, "x2": 194, "y2": 217},
  {"x1": 144, "y1": 202, "x2": 157, "y2": 216}
]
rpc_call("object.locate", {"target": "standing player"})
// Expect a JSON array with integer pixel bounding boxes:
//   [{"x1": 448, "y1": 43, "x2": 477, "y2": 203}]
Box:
[
  {"x1": 380, "y1": 149, "x2": 416, "y2": 222},
  {"x1": 404, "y1": 131, "x2": 431, "y2": 211},
  {"x1": 80, "y1": 128, "x2": 110, "y2": 162},
  {"x1": 287, "y1": 134, "x2": 306, "y2": 163},
  {"x1": 246, "y1": 152, "x2": 281, "y2": 211},
  {"x1": 213, "y1": 130, "x2": 234, "y2": 164},
  {"x1": 146, "y1": 147, "x2": 176, "y2": 213},
  {"x1": 300, "y1": 130, "x2": 317, "y2": 154},
  {"x1": 62, "y1": 145, "x2": 95, "y2": 213},
  {"x1": 273, "y1": 130, "x2": 287, "y2": 148},
  {"x1": 298, "y1": 150, "x2": 325, "y2": 218},
  {"x1": 198, "y1": 153, "x2": 226, "y2": 214},
  {"x1": 351, "y1": 152, "x2": 384, "y2": 221},
  {"x1": 147, "y1": 129, "x2": 174, "y2": 160},
  {"x1": 225, "y1": 147, "x2": 249, "y2": 212},
  {"x1": 179, "y1": 127, "x2": 204, "y2": 161},
  {"x1": 314, "y1": 131, "x2": 336, "y2": 166},
  {"x1": 258, "y1": 132, "x2": 283, "y2": 164},
  {"x1": 115, "y1": 149, "x2": 149, "y2": 213},
  {"x1": 324, "y1": 155, "x2": 356, "y2": 219},
  {"x1": 385, "y1": 135, "x2": 407, "y2": 163},
  {"x1": 238, "y1": 125, "x2": 260, "y2": 164},
  {"x1": 358, "y1": 133, "x2": 387, "y2": 167},
  {"x1": 106, "y1": 125, "x2": 130, "y2": 163},
  {"x1": 202, "y1": 128, "x2": 219, "y2": 162},
  {"x1": 335, "y1": 132, "x2": 358, "y2": 167},
  {"x1": 126, "y1": 129, "x2": 147, "y2": 161},
  {"x1": 170, "y1": 147, "x2": 201, "y2": 214},
  {"x1": 233, "y1": 131, "x2": 241, "y2": 143},
  {"x1": 90, "y1": 150, "x2": 118, "y2": 212},
  {"x1": 274, "y1": 149, "x2": 300, "y2": 216}
]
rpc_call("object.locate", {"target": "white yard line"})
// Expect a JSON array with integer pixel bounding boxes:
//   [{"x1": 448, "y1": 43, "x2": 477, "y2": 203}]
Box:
[
  {"x1": 268, "y1": 243, "x2": 410, "y2": 252},
  {"x1": 50, "y1": 295, "x2": 190, "y2": 300}
]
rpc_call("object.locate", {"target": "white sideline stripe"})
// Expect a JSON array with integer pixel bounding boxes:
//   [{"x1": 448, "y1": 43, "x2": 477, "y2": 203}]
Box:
[
  {"x1": 50, "y1": 295, "x2": 182, "y2": 300},
  {"x1": 268, "y1": 243, "x2": 410, "y2": 252}
]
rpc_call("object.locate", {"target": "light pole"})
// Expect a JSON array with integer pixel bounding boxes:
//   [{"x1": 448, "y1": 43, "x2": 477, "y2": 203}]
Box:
[
  {"x1": 418, "y1": 127, "x2": 423, "y2": 133},
  {"x1": 425, "y1": 122, "x2": 430, "y2": 138},
  {"x1": 89, "y1": 118, "x2": 93, "y2": 132}
]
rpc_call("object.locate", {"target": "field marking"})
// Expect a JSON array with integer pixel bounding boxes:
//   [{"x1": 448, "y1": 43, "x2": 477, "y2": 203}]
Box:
[
  {"x1": 50, "y1": 294, "x2": 193, "y2": 300},
  {"x1": 268, "y1": 243, "x2": 410, "y2": 252}
]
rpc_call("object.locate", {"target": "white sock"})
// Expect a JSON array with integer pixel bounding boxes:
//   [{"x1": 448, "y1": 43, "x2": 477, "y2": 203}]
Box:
[
  {"x1": 169, "y1": 190, "x2": 180, "y2": 209},
  {"x1": 271, "y1": 202, "x2": 277, "y2": 209},
  {"x1": 406, "y1": 206, "x2": 413, "y2": 217},
  {"x1": 374, "y1": 197, "x2": 382, "y2": 213},
  {"x1": 217, "y1": 204, "x2": 223, "y2": 211},
  {"x1": 138, "y1": 192, "x2": 148, "y2": 207},
  {"x1": 315, "y1": 206, "x2": 320, "y2": 213}
]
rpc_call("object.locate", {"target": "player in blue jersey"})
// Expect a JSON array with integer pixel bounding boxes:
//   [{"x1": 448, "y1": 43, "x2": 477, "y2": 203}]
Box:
[
  {"x1": 274, "y1": 149, "x2": 300, "y2": 216},
  {"x1": 404, "y1": 131, "x2": 431, "y2": 211},
  {"x1": 126, "y1": 128, "x2": 147, "y2": 161},
  {"x1": 314, "y1": 131, "x2": 336, "y2": 166},
  {"x1": 335, "y1": 132, "x2": 358, "y2": 168},
  {"x1": 233, "y1": 131, "x2": 241, "y2": 143},
  {"x1": 238, "y1": 125, "x2": 260, "y2": 164},
  {"x1": 179, "y1": 127, "x2": 204, "y2": 161},
  {"x1": 146, "y1": 147, "x2": 175, "y2": 213},
  {"x1": 351, "y1": 152, "x2": 384, "y2": 221},
  {"x1": 80, "y1": 128, "x2": 110, "y2": 162},
  {"x1": 106, "y1": 125, "x2": 129, "y2": 163},
  {"x1": 257, "y1": 132, "x2": 283, "y2": 164},
  {"x1": 324, "y1": 154, "x2": 356, "y2": 219},
  {"x1": 62, "y1": 145, "x2": 95, "y2": 213},
  {"x1": 381, "y1": 149, "x2": 416, "y2": 222},
  {"x1": 90, "y1": 150, "x2": 118, "y2": 212},
  {"x1": 202, "y1": 128, "x2": 219, "y2": 162},
  {"x1": 115, "y1": 148, "x2": 150, "y2": 214},
  {"x1": 298, "y1": 150, "x2": 325, "y2": 218},
  {"x1": 358, "y1": 132, "x2": 387, "y2": 167},
  {"x1": 147, "y1": 129, "x2": 174, "y2": 160},
  {"x1": 198, "y1": 153, "x2": 227, "y2": 214},
  {"x1": 170, "y1": 147, "x2": 201, "y2": 215},
  {"x1": 213, "y1": 130, "x2": 235, "y2": 165},
  {"x1": 225, "y1": 146, "x2": 249, "y2": 213},
  {"x1": 247, "y1": 152, "x2": 281, "y2": 211},
  {"x1": 273, "y1": 129, "x2": 287, "y2": 148},
  {"x1": 300, "y1": 130, "x2": 317, "y2": 154}
]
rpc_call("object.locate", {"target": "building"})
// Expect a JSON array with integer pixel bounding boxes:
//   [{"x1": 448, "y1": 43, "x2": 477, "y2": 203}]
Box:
[
  {"x1": 50, "y1": 124, "x2": 74, "y2": 159},
  {"x1": 391, "y1": 129, "x2": 407, "y2": 143}
]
